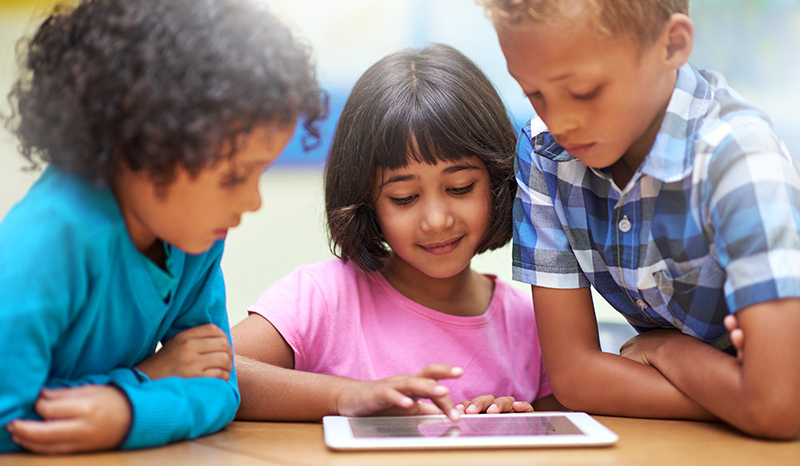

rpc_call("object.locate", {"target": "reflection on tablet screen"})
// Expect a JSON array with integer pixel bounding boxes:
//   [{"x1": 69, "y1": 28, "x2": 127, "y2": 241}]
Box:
[{"x1": 348, "y1": 416, "x2": 583, "y2": 438}]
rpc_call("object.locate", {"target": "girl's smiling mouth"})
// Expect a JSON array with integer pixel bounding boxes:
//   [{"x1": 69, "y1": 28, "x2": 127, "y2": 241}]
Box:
[{"x1": 419, "y1": 236, "x2": 463, "y2": 255}]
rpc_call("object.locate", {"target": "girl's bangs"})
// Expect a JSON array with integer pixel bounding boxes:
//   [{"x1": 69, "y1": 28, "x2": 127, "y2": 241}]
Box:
[{"x1": 375, "y1": 103, "x2": 475, "y2": 171}]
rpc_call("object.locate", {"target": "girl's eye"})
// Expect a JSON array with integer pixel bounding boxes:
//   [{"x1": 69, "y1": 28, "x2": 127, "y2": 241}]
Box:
[
  {"x1": 449, "y1": 183, "x2": 475, "y2": 195},
  {"x1": 389, "y1": 195, "x2": 416, "y2": 206},
  {"x1": 573, "y1": 87, "x2": 600, "y2": 100}
]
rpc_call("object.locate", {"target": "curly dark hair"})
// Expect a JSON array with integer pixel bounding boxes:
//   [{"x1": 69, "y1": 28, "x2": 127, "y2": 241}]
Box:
[
  {"x1": 4, "y1": 0, "x2": 327, "y2": 186},
  {"x1": 325, "y1": 43, "x2": 517, "y2": 272}
]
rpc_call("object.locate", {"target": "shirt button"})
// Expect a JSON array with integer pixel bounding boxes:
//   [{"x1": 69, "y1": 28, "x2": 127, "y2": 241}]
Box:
[
  {"x1": 618, "y1": 215, "x2": 631, "y2": 233},
  {"x1": 635, "y1": 299, "x2": 647, "y2": 309}
]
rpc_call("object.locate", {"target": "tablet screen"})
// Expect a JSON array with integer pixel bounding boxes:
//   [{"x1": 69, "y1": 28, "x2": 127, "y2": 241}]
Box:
[
  {"x1": 323, "y1": 412, "x2": 619, "y2": 450},
  {"x1": 348, "y1": 415, "x2": 583, "y2": 438}
]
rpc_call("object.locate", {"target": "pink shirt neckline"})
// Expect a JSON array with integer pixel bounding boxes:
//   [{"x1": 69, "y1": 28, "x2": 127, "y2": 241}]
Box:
[{"x1": 365, "y1": 269, "x2": 502, "y2": 328}]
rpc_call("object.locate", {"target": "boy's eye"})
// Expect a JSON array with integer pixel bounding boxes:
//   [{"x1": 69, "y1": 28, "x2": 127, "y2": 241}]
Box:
[
  {"x1": 221, "y1": 173, "x2": 247, "y2": 187},
  {"x1": 390, "y1": 195, "x2": 416, "y2": 206},
  {"x1": 449, "y1": 183, "x2": 475, "y2": 195},
  {"x1": 572, "y1": 87, "x2": 600, "y2": 100},
  {"x1": 525, "y1": 90, "x2": 543, "y2": 101}
]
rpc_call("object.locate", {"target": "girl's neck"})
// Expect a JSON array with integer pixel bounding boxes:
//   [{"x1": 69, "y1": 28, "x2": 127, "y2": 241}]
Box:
[{"x1": 379, "y1": 254, "x2": 494, "y2": 317}]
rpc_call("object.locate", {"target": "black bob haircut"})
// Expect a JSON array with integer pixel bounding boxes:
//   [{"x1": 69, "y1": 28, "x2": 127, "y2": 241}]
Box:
[
  {"x1": 5, "y1": 0, "x2": 327, "y2": 186},
  {"x1": 325, "y1": 43, "x2": 517, "y2": 272}
]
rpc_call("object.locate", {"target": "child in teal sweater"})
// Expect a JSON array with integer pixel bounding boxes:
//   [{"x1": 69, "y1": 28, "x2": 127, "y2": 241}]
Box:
[{"x1": 0, "y1": 0, "x2": 325, "y2": 453}]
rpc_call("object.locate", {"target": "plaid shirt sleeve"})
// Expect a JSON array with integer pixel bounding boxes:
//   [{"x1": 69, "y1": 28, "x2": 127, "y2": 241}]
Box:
[
  {"x1": 704, "y1": 115, "x2": 800, "y2": 313},
  {"x1": 512, "y1": 120, "x2": 590, "y2": 289}
]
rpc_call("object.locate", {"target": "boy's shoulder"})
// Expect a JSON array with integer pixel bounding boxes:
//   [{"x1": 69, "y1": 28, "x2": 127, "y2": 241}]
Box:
[
  {"x1": 0, "y1": 167, "x2": 124, "y2": 249},
  {"x1": 691, "y1": 68, "x2": 787, "y2": 161},
  {"x1": 671, "y1": 65, "x2": 786, "y2": 160}
]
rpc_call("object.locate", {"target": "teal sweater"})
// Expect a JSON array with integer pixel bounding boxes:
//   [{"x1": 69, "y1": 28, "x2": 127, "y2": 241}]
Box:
[{"x1": 0, "y1": 168, "x2": 240, "y2": 451}]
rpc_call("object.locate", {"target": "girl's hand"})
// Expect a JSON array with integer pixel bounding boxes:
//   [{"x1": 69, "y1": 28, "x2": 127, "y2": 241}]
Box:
[
  {"x1": 455, "y1": 395, "x2": 533, "y2": 414},
  {"x1": 724, "y1": 314, "x2": 744, "y2": 362},
  {"x1": 337, "y1": 364, "x2": 463, "y2": 421},
  {"x1": 136, "y1": 323, "x2": 233, "y2": 380},
  {"x1": 6, "y1": 385, "x2": 131, "y2": 454}
]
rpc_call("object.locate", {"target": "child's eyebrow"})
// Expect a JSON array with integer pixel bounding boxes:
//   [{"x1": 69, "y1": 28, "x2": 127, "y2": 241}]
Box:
[
  {"x1": 380, "y1": 163, "x2": 481, "y2": 186},
  {"x1": 442, "y1": 164, "x2": 481, "y2": 174},
  {"x1": 549, "y1": 72, "x2": 573, "y2": 82},
  {"x1": 381, "y1": 174, "x2": 415, "y2": 186},
  {"x1": 230, "y1": 159, "x2": 273, "y2": 172}
]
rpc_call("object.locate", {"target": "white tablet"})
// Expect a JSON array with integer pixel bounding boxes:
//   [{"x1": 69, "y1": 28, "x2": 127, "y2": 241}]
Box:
[{"x1": 323, "y1": 412, "x2": 618, "y2": 450}]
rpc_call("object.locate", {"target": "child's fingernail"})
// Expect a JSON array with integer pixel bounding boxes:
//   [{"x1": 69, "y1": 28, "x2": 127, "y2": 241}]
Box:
[
  {"x1": 434, "y1": 385, "x2": 448, "y2": 396},
  {"x1": 489, "y1": 404, "x2": 498, "y2": 412},
  {"x1": 467, "y1": 404, "x2": 478, "y2": 413},
  {"x1": 449, "y1": 409, "x2": 461, "y2": 421},
  {"x1": 451, "y1": 367, "x2": 464, "y2": 375}
]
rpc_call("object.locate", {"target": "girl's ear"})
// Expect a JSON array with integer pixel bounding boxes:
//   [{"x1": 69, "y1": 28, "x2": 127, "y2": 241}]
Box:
[{"x1": 661, "y1": 13, "x2": 694, "y2": 69}]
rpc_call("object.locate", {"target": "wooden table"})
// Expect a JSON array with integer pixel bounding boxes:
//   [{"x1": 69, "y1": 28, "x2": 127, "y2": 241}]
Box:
[{"x1": 3, "y1": 416, "x2": 799, "y2": 465}]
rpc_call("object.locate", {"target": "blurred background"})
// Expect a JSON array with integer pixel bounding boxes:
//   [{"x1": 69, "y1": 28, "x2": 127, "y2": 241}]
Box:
[{"x1": 1, "y1": 0, "x2": 798, "y2": 335}]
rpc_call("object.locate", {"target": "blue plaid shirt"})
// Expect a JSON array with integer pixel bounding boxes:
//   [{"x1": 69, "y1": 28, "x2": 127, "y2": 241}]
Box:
[{"x1": 512, "y1": 64, "x2": 800, "y2": 350}]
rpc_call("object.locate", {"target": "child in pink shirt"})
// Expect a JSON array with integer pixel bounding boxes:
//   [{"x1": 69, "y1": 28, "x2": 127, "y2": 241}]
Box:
[{"x1": 232, "y1": 43, "x2": 561, "y2": 421}]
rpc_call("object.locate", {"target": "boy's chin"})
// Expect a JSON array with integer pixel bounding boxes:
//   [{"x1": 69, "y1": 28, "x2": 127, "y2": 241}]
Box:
[{"x1": 175, "y1": 239, "x2": 218, "y2": 255}]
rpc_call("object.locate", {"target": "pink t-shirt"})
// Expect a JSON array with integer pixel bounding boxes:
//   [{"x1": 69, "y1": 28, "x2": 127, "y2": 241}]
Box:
[{"x1": 248, "y1": 259, "x2": 551, "y2": 404}]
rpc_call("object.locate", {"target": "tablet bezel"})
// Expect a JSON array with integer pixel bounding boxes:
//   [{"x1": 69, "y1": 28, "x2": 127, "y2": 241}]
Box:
[{"x1": 322, "y1": 412, "x2": 618, "y2": 450}]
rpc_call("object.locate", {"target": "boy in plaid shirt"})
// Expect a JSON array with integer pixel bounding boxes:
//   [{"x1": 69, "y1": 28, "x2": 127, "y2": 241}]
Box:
[{"x1": 480, "y1": 0, "x2": 800, "y2": 439}]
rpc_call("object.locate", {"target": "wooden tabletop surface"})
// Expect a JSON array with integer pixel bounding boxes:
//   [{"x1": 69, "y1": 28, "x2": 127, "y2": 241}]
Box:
[{"x1": 3, "y1": 416, "x2": 799, "y2": 465}]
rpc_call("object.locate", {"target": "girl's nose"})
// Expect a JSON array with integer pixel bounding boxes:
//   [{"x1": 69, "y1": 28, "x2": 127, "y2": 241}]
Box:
[{"x1": 420, "y1": 197, "x2": 455, "y2": 233}]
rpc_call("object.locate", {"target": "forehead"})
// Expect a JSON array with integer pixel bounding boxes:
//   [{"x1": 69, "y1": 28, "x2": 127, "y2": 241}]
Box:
[{"x1": 497, "y1": 20, "x2": 638, "y2": 87}]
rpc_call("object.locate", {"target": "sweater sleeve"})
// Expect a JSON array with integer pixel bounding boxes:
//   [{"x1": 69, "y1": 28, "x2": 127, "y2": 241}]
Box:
[
  {"x1": 116, "y1": 246, "x2": 240, "y2": 450},
  {"x1": 0, "y1": 202, "x2": 89, "y2": 452}
]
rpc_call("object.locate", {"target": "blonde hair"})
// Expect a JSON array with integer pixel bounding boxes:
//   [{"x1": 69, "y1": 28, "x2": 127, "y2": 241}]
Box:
[{"x1": 478, "y1": 0, "x2": 690, "y2": 46}]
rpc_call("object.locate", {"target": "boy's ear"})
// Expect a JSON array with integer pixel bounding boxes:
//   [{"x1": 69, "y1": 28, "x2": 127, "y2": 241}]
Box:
[{"x1": 661, "y1": 13, "x2": 694, "y2": 69}]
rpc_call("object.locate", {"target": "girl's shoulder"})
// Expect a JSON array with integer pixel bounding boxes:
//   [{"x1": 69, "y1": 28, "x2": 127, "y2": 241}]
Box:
[
  {"x1": 289, "y1": 258, "x2": 366, "y2": 283},
  {"x1": 489, "y1": 277, "x2": 535, "y2": 313},
  {"x1": 268, "y1": 258, "x2": 380, "y2": 301}
]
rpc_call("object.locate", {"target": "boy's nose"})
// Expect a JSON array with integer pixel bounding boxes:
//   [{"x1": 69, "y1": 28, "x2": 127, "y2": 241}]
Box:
[
  {"x1": 242, "y1": 185, "x2": 262, "y2": 214},
  {"x1": 545, "y1": 106, "x2": 579, "y2": 140}
]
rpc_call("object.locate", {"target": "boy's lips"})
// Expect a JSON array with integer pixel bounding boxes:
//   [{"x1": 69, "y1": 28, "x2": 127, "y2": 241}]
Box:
[
  {"x1": 419, "y1": 236, "x2": 463, "y2": 255},
  {"x1": 560, "y1": 142, "x2": 595, "y2": 157},
  {"x1": 214, "y1": 220, "x2": 240, "y2": 239}
]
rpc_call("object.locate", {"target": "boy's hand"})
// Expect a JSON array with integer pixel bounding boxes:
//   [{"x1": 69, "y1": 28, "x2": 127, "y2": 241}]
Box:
[
  {"x1": 456, "y1": 395, "x2": 534, "y2": 414},
  {"x1": 724, "y1": 314, "x2": 744, "y2": 362},
  {"x1": 6, "y1": 385, "x2": 131, "y2": 454},
  {"x1": 619, "y1": 329, "x2": 685, "y2": 366},
  {"x1": 336, "y1": 364, "x2": 463, "y2": 421},
  {"x1": 136, "y1": 323, "x2": 233, "y2": 380}
]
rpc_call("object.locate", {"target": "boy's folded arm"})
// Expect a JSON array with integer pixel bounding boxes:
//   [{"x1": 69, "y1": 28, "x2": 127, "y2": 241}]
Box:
[
  {"x1": 531, "y1": 394, "x2": 566, "y2": 411},
  {"x1": 112, "y1": 255, "x2": 242, "y2": 450},
  {"x1": 112, "y1": 368, "x2": 239, "y2": 449},
  {"x1": 531, "y1": 285, "x2": 715, "y2": 420},
  {"x1": 637, "y1": 299, "x2": 800, "y2": 440}
]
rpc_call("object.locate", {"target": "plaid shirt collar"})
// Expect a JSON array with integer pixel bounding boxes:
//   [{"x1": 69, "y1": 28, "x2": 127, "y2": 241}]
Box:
[{"x1": 532, "y1": 64, "x2": 714, "y2": 184}]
